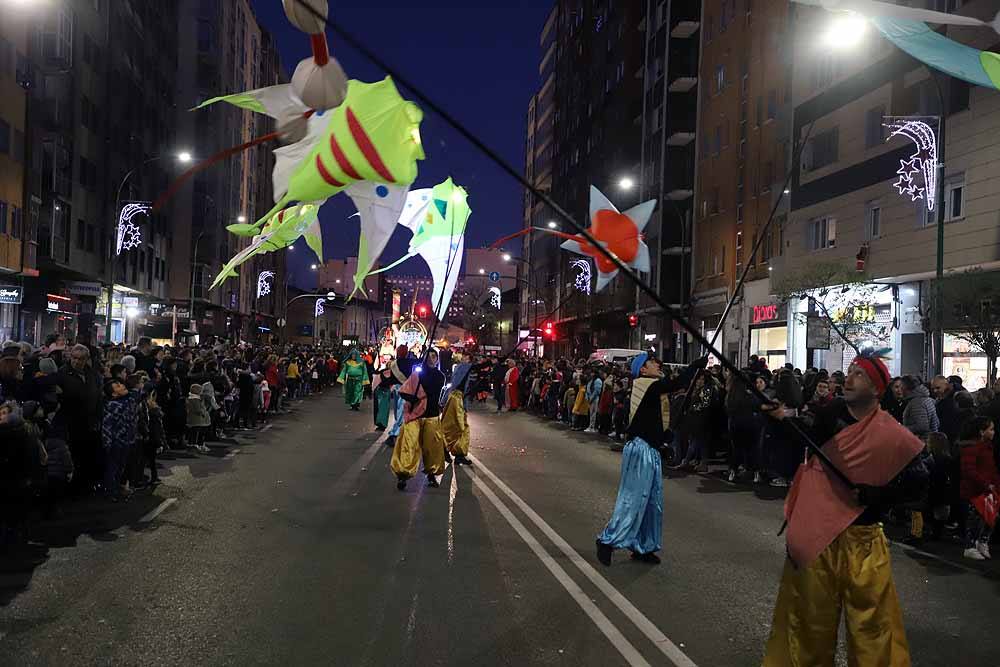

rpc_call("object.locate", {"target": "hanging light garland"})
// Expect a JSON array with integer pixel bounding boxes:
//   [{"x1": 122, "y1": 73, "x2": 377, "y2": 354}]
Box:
[
  {"x1": 570, "y1": 258, "x2": 592, "y2": 294},
  {"x1": 256, "y1": 270, "x2": 275, "y2": 299},
  {"x1": 116, "y1": 202, "x2": 151, "y2": 255},
  {"x1": 488, "y1": 286, "x2": 501, "y2": 310},
  {"x1": 884, "y1": 118, "x2": 938, "y2": 211}
]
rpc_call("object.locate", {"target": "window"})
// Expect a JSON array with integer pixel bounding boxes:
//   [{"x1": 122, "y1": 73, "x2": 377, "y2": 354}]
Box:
[
  {"x1": 76, "y1": 219, "x2": 85, "y2": 249},
  {"x1": 0, "y1": 118, "x2": 9, "y2": 154},
  {"x1": 866, "y1": 203, "x2": 881, "y2": 239},
  {"x1": 767, "y1": 90, "x2": 777, "y2": 120},
  {"x1": 0, "y1": 201, "x2": 6, "y2": 235},
  {"x1": 755, "y1": 96, "x2": 762, "y2": 126},
  {"x1": 715, "y1": 64, "x2": 726, "y2": 93},
  {"x1": 713, "y1": 125, "x2": 721, "y2": 155},
  {"x1": 746, "y1": 0, "x2": 753, "y2": 23},
  {"x1": 711, "y1": 187, "x2": 720, "y2": 214},
  {"x1": 736, "y1": 204, "x2": 743, "y2": 225},
  {"x1": 763, "y1": 230, "x2": 773, "y2": 262},
  {"x1": 804, "y1": 128, "x2": 839, "y2": 171},
  {"x1": 706, "y1": 15, "x2": 714, "y2": 42},
  {"x1": 945, "y1": 175, "x2": 965, "y2": 221},
  {"x1": 808, "y1": 216, "x2": 837, "y2": 250},
  {"x1": 86, "y1": 224, "x2": 95, "y2": 252},
  {"x1": 814, "y1": 53, "x2": 837, "y2": 90},
  {"x1": 865, "y1": 106, "x2": 885, "y2": 148},
  {"x1": 712, "y1": 248, "x2": 720, "y2": 275},
  {"x1": 721, "y1": 1, "x2": 729, "y2": 31},
  {"x1": 763, "y1": 161, "x2": 773, "y2": 192},
  {"x1": 741, "y1": 74, "x2": 749, "y2": 98}
]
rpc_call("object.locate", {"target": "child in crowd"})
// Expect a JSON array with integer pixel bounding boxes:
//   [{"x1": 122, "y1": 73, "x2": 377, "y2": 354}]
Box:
[
  {"x1": 101, "y1": 379, "x2": 134, "y2": 502},
  {"x1": 960, "y1": 416, "x2": 999, "y2": 560},
  {"x1": 185, "y1": 383, "x2": 211, "y2": 453}
]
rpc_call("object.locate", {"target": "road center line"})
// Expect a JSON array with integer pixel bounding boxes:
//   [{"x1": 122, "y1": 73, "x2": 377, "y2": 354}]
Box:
[
  {"x1": 464, "y1": 469, "x2": 651, "y2": 667},
  {"x1": 472, "y1": 460, "x2": 698, "y2": 667},
  {"x1": 138, "y1": 497, "x2": 177, "y2": 523}
]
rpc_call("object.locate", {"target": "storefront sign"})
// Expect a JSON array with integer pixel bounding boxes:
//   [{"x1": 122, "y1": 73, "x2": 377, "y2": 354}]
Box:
[
  {"x1": 65, "y1": 281, "x2": 102, "y2": 297},
  {"x1": 0, "y1": 285, "x2": 23, "y2": 304},
  {"x1": 806, "y1": 316, "x2": 831, "y2": 350},
  {"x1": 833, "y1": 304, "x2": 876, "y2": 323},
  {"x1": 752, "y1": 303, "x2": 782, "y2": 324}
]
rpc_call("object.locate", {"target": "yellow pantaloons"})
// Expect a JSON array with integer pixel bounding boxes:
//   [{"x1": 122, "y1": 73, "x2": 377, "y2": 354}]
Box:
[
  {"x1": 763, "y1": 524, "x2": 911, "y2": 667},
  {"x1": 390, "y1": 417, "x2": 446, "y2": 480},
  {"x1": 440, "y1": 390, "x2": 470, "y2": 457}
]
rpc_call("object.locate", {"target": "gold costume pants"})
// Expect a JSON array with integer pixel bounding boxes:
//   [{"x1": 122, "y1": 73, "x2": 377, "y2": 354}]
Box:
[
  {"x1": 390, "y1": 417, "x2": 446, "y2": 480},
  {"x1": 440, "y1": 391, "x2": 470, "y2": 457},
  {"x1": 763, "y1": 524, "x2": 910, "y2": 667}
]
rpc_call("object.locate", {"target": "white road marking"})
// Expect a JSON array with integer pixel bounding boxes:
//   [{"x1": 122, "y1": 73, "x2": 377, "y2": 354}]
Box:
[
  {"x1": 472, "y1": 460, "x2": 698, "y2": 667},
  {"x1": 447, "y1": 467, "x2": 458, "y2": 564},
  {"x1": 138, "y1": 498, "x2": 177, "y2": 523},
  {"x1": 464, "y1": 470, "x2": 651, "y2": 667},
  {"x1": 261, "y1": 423, "x2": 273, "y2": 432}
]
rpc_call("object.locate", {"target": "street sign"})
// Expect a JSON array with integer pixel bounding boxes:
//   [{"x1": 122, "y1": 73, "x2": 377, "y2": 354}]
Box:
[
  {"x1": 488, "y1": 271, "x2": 500, "y2": 282},
  {"x1": 0, "y1": 285, "x2": 23, "y2": 304}
]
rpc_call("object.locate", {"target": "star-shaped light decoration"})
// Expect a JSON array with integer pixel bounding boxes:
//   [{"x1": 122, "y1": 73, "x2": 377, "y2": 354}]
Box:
[
  {"x1": 116, "y1": 202, "x2": 151, "y2": 255},
  {"x1": 315, "y1": 299, "x2": 325, "y2": 318},
  {"x1": 884, "y1": 118, "x2": 938, "y2": 211},
  {"x1": 570, "y1": 258, "x2": 592, "y2": 294},
  {"x1": 488, "y1": 286, "x2": 501, "y2": 310},
  {"x1": 256, "y1": 270, "x2": 275, "y2": 299}
]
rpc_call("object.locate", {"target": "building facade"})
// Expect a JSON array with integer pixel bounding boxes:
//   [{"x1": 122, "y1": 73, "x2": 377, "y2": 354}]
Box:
[{"x1": 765, "y1": 0, "x2": 1000, "y2": 388}]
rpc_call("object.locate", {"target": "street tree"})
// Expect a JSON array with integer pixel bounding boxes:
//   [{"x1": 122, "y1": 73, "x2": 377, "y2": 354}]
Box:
[
  {"x1": 772, "y1": 260, "x2": 890, "y2": 355},
  {"x1": 932, "y1": 268, "x2": 1000, "y2": 384}
]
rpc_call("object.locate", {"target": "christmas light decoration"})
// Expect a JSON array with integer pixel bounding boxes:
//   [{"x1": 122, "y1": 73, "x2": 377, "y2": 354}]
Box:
[
  {"x1": 257, "y1": 270, "x2": 275, "y2": 299},
  {"x1": 315, "y1": 299, "x2": 325, "y2": 318},
  {"x1": 116, "y1": 202, "x2": 151, "y2": 255},
  {"x1": 570, "y1": 258, "x2": 592, "y2": 294},
  {"x1": 488, "y1": 286, "x2": 501, "y2": 310},
  {"x1": 884, "y1": 118, "x2": 938, "y2": 211}
]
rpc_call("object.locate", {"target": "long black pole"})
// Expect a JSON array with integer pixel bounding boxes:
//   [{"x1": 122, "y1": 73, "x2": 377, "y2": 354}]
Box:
[{"x1": 289, "y1": 2, "x2": 855, "y2": 489}]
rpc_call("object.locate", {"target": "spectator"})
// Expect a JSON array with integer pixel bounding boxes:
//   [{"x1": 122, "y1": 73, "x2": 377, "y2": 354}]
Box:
[
  {"x1": 101, "y1": 378, "x2": 134, "y2": 502},
  {"x1": 58, "y1": 344, "x2": 103, "y2": 491},
  {"x1": 883, "y1": 377, "x2": 906, "y2": 423},
  {"x1": 186, "y1": 383, "x2": 211, "y2": 453},
  {"x1": 932, "y1": 375, "x2": 962, "y2": 445},
  {"x1": 584, "y1": 369, "x2": 604, "y2": 433},
  {"x1": 901, "y1": 375, "x2": 939, "y2": 437},
  {"x1": 959, "y1": 416, "x2": 999, "y2": 560}
]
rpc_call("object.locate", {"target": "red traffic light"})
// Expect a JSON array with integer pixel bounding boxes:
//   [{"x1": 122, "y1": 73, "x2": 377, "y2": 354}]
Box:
[
  {"x1": 628, "y1": 313, "x2": 639, "y2": 328},
  {"x1": 466, "y1": 336, "x2": 475, "y2": 345},
  {"x1": 418, "y1": 305, "x2": 428, "y2": 317},
  {"x1": 543, "y1": 321, "x2": 554, "y2": 338}
]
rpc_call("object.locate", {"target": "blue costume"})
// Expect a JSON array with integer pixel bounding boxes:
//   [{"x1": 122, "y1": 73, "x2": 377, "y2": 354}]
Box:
[{"x1": 597, "y1": 354, "x2": 701, "y2": 565}]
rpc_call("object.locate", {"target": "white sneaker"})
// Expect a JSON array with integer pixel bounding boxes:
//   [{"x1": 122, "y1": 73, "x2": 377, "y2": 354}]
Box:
[
  {"x1": 584, "y1": 428, "x2": 596, "y2": 433},
  {"x1": 964, "y1": 547, "x2": 986, "y2": 561},
  {"x1": 977, "y1": 541, "x2": 992, "y2": 559}
]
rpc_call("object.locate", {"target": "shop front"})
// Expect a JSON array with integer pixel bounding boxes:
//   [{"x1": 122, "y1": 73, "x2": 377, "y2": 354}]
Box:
[
  {"x1": 0, "y1": 284, "x2": 23, "y2": 342},
  {"x1": 748, "y1": 301, "x2": 788, "y2": 370},
  {"x1": 942, "y1": 334, "x2": 995, "y2": 391}
]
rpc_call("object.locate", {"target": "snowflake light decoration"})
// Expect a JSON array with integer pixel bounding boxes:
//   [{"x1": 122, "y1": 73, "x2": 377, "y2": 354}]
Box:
[
  {"x1": 116, "y1": 202, "x2": 151, "y2": 255},
  {"x1": 488, "y1": 286, "x2": 501, "y2": 310},
  {"x1": 315, "y1": 299, "x2": 325, "y2": 318},
  {"x1": 884, "y1": 118, "x2": 938, "y2": 211},
  {"x1": 256, "y1": 270, "x2": 275, "y2": 299},
  {"x1": 570, "y1": 259, "x2": 592, "y2": 294}
]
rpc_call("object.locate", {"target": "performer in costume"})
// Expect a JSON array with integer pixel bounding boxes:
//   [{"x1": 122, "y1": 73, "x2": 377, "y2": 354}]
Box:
[
  {"x1": 441, "y1": 362, "x2": 473, "y2": 466},
  {"x1": 762, "y1": 352, "x2": 929, "y2": 666},
  {"x1": 372, "y1": 354, "x2": 392, "y2": 431},
  {"x1": 390, "y1": 348, "x2": 447, "y2": 490},
  {"x1": 377, "y1": 345, "x2": 414, "y2": 447},
  {"x1": 504, "y1": 359, "x2": 520, "y2": 412},
  {"x1": 596, "y1": 353, "x2": 705, "y2": 566},
  {"x1": 337, "y1": 348, "x2": 369, "y2": 410}
]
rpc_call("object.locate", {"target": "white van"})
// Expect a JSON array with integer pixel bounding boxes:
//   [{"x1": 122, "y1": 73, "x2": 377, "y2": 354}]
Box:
[{"x1": 589, "y1": 348, "x2": 645, "y2": 364}]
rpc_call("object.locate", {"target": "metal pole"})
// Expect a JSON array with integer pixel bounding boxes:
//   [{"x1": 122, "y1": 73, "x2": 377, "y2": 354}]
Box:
[
  {"x1": 190, "y1": 230, "x2": 205, "y2": 341},
  {"x1": 930, "y1": 71, "x2": 947, "y2": 377}
]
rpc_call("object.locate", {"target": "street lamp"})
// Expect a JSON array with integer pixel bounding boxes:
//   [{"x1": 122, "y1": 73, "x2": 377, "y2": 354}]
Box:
[
  {"x1": 310, "y1": 263, "x2": 318, "y2": 270},
  {"x1": 177, "y1": 151, "x2": 193, "y2": 163},
  {"x1": 502, "y1": 253, "x2": 512, "y2": 262},
  {"x1": 237, "y1": 215, "x2": 247, "y2": 223},
  {"x1": 478, "y1": 268, "x2": 485, "y2": 274},
  {"x1": 547, "y1": 221, "x2": 558, "y2": 229},
  {"x1": 618, "y1": 176, "x2": 635, "y2": 191},
  {"x1": 823, "y1": 13, "x2": 867, "y2": 49}
]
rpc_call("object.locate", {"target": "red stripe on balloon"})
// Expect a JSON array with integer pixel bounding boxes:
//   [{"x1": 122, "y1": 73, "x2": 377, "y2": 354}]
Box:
[
  {"x1": 315, "y1": 155, "x2": 345, "y2": 187},
  {"x1": 346, "y1": 107, "x2": 395, "y2": 183},
  {"x1": 329, "y1": 132, "x2": 362, "y2": 180},
  {"x1": 309, "y1": 34, "x2": 330, "y2": 67}
]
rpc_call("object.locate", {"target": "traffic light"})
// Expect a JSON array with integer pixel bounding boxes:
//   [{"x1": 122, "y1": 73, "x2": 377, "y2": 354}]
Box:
[
  {"x1": 628, "y1": 313, "x2": 639, "y2": 328},
  {"x1": 543, "y1": 321, "x2": 554, "y2": 339},
  {"x1": 466, "y1": 336, "x2": 475, "y2": 346},
  {"x1": 418, "y1": 305, "x2": 428, "y2": 318}
]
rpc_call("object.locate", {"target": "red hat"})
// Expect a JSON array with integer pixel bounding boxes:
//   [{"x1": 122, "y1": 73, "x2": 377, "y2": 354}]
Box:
[{"x1": 851, "y1": 354, "x2": 890, "y2": 395}]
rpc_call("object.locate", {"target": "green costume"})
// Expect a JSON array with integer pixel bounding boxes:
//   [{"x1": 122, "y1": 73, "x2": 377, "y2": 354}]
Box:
[{"x1": 338, "y1": 350, "x2": 370, "y2": 408}]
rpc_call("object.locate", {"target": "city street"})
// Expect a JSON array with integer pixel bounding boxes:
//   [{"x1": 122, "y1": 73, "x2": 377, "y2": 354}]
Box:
[{"x1": 2, "y1": 390, "x2": 999, "y2": 667}]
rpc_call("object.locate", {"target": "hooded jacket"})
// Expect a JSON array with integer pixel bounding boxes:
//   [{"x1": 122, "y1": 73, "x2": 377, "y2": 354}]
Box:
[{"x1": 902, "y1": 384, "x2": 939, "y2": 436}]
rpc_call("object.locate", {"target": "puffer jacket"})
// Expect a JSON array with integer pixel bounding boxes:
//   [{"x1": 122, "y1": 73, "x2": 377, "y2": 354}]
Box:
[{"x1": 902, "y1": 384, "x2": 940, "y2": 436}]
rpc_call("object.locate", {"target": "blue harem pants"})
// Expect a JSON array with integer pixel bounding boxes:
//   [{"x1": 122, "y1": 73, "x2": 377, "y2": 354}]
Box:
[
  {"x1": 388, "y1": 389, "x2": 405, "y2": 438},
  {"x1": 597, "y1": 437, "x2": 663, "y2": 554}
]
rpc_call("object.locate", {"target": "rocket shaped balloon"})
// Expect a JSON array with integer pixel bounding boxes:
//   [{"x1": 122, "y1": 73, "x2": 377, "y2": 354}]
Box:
[
  {"x1": 561, "y1": 186, "x2": 655, "y2": 292},
  {"x1": 282, "y1": 0, "x2": 348, "y2": 113}
]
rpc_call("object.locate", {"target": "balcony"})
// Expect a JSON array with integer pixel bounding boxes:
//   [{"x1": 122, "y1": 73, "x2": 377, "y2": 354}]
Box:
[
  {"x1": 670, "y1": 0, "x2": 701, "y2": 38},
  {"x1": 665, "y1": 93, "x2": 697, "y2": 146}
]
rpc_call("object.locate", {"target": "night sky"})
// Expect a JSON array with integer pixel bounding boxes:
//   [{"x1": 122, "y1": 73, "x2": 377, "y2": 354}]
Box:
[{"x1": 249, "y1": 0, "x2": 553, "y2": 289}]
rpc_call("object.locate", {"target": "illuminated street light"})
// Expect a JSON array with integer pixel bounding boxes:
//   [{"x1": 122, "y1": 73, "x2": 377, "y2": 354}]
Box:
[
  {"x1": 618, "y1": 177, "x2": 635, "y2": 191},
  {"x1": 823, "y1": 13, "x2": 867, "y2": 49},
  {"x1": 177, "y1": 151, "x2": 193, "y2": 163},
  {"x1": 478, "y1": 268, "x2": 485, "y2": 274},
  {"x1": 502, "y1": 253, "x2": 512, "y2": 262},
  {"x1": 125, "y1": 307, "x2": 139, "y2": 318},
  {"x1": 237, "y1": 215, "x2": 247, "y2": 223},
  {"x1": 310, "y1": 264, "x2": 318, "y2": 270},
  {"x1": 547, "y1": 221, "x2": 558, "y2": 229}
]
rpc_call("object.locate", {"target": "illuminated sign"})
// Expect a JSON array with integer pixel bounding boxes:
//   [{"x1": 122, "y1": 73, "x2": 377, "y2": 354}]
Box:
[
  {"x1": 752, "y1": 304, "x2": 780, "y2": 324},
  {"x1": 0, "y1": 286, "x2": 23, "y2": 304}
]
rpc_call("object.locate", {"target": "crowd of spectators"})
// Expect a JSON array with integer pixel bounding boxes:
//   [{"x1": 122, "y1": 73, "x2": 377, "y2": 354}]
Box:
[
  {"x1": 0, "y1": 333, "x2": 345, "y2": 545},
  {"x1": 496, "y1": 353, "x2": 1000, "y2": 561}
]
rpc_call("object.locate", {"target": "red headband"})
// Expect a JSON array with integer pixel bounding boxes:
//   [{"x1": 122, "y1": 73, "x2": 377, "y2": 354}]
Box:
[{"x1": 851, "y1": 356, "x2": 890, "y2": 395}]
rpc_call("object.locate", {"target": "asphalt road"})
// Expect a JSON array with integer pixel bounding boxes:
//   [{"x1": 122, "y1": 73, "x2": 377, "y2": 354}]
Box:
[{"x1": 2, "y1": 390, "x2": 999, "y2": 666}]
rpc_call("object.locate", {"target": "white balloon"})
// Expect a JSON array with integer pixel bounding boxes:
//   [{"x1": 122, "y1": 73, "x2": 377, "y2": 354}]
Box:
[
  {"x1": 282, "y1": 0, "x2": 328, "y2": 34},
  {"x1": 291, "y1": 56, "x2": 348, "y2": 111}
]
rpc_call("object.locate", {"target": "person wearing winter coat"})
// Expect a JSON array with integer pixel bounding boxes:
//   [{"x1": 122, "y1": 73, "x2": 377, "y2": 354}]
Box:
[
  {"x1": 201, "y1": 381, "x2": 222, "y2": 441},
  {"x1": 40, "y1": 401, "x2": 73, "y2": 518},
  {"x1": 584, "y1": 371, "x2": 604, "y2": 433},
  {"x1": 101, "y1": 379, "x2": 134, "y2": 502},
  {"x1": 959, "y1": 416, "x2": 1000, "y2": 560},
  {"x1": 186, "y1": 383, "x2": 211, "y2": 452},
  {"x1": 0, "y1": 401, "x2": 46, "y2": 540},
  {"x1": 901, "y1": 376, "x2": 939, "y2": 437}
]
